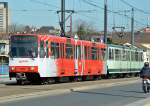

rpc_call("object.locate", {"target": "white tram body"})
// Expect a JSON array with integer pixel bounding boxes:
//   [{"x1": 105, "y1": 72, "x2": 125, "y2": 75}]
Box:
[{"x1": 9, "y1": 34, "x2": 106, "y2": 83}]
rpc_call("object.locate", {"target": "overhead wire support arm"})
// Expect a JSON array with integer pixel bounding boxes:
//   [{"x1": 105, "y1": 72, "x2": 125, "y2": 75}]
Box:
[
  {"x1": 131, "y1": 8, "x2": 134, "y2": 46},
  {"x1": 65, "y1": 10, "x2": 75, "y2": 22},
  {"x1": 57, "y1": 9, "x2": 75, "y2": 37},
  {"x1": 57, "y1": 10, "x2": 75, "y2": 22}
]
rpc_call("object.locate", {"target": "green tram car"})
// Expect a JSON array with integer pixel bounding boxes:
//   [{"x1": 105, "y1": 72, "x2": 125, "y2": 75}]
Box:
[{"x1": 107, "y1": 44, "x2": 144, "y2": 77}]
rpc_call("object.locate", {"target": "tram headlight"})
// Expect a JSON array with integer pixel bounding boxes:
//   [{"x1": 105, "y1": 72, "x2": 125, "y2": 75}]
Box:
[
  {"x1": 11, "y1": 67, "x2": 15, "y2": 71},
  {"x1": 30, "y1": 66, "x2": 35, "y2": 71}
]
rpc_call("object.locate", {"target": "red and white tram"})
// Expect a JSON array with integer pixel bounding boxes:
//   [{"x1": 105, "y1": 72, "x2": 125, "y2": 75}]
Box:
[{"x1": 9, "y1": 34, "x2": 106, "y2": 84}]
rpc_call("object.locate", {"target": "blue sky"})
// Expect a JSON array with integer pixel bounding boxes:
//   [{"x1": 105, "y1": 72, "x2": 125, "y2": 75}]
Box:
[{"x1": 1, "y1": 0, "x2": 150, "y2": 31}]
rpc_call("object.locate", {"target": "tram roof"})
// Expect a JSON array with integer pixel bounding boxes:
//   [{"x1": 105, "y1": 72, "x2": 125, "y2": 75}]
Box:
[
  {"x1": 108, "y1": 43, "x2": 143, "y2": 51},
  {"x1": 11, "y1": 34, "x2": 106, "y2": 47}
]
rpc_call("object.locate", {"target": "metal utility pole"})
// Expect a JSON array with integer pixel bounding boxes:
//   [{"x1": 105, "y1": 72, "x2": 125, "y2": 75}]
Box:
[
  {"x1": 147, "y1": 17, "x2": 149, "y2": 28},
  {"x1": 104, "y1": 0, "x2": 107, "y2": 44},
  {"x1": 131, "y1": 8, "x2": 134, "y2": 46},
  {"x1": 57, "y1": 9, "x2": 74, "y2": 38},
  {"x1": 70, "y1": 15, "x2": 72, "y2": 38},
  {"x1": 61, "y1": 0, "x2": 65, "y2": 37}
]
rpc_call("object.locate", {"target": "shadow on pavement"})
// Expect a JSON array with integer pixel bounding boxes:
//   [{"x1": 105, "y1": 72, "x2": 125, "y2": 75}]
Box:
[
  {"x1": 70, "y1": 89, "x2": 146, "y2": 99},
  {"x1": 118, "y1": 90, "x2": 144, "y2": 94}
]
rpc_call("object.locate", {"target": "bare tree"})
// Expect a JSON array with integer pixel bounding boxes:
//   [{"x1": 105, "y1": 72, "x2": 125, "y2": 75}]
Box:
[
  {"x1": 75, "y1": 20, "x2": 97, "y2": 40},
  {"x1": 24, "y1": 25, "x2": 32, "y2": 33},
  {"x1": 8, "y1": 23, "x2": 27, "y2": 33},
  {"x1": 8, "y1": 23, "x2": 17, "y2": 33}
]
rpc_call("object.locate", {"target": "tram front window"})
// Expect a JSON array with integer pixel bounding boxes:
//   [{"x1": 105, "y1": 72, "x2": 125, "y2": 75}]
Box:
[{"x1": 10, "y1": 35, "x2": 38, "y2": 58}]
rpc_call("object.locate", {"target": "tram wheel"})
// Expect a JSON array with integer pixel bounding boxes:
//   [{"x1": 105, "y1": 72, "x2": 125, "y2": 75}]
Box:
[{"x1": 16, "y1": 80, "x2": 24, "y2": 85}]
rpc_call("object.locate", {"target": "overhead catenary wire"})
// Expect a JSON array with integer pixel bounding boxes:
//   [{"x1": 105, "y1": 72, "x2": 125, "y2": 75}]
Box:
[
  {"x1": 12, "y1": 9, "x2": 97, "y2": 14},
  {"x1": 30, "y1": 0, "x2": 59, "y2": 9},
  {"x1": 82, "y1": 0, "x2": 147, "y2": 27},
  {"x1": 20, "y1": 0, "x2": 147, "y2": 31},
  {"x1": 13, "y1": 9, "x2": 56, "y2": 12},
  {"x1": 120, "y1": 0, "x2": 150, "y2": 15}
]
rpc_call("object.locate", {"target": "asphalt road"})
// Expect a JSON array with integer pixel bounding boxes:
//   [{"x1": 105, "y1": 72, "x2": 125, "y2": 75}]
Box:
[
  {"x1": 0, "y1": 78, "x2": 138, "y2": 98},
  {"x1": 0, "y1": 81, "x2": 149, "y2": 106}
]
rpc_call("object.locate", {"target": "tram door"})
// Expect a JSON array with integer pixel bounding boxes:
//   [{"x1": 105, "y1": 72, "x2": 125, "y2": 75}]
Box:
[
  {"x1": 74, "y1": 44, "x2": 78, "y2": 75},
  {"x1": 74, "y1": 44, "x2": 83, "y2": 76},
  {"x1": 127, "y1": 51, "x2": 130, "y2": 72}
]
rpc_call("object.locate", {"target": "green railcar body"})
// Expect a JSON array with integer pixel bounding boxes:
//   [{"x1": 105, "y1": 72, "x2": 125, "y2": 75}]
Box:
[{"x1": 107, "y1": 44, "x2": 144, "y2": 74}]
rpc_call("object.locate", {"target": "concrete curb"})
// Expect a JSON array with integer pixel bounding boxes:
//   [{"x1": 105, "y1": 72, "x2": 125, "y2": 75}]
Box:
[{"x1": 0, "y1": 79, "x2": 139, "y2": 104}]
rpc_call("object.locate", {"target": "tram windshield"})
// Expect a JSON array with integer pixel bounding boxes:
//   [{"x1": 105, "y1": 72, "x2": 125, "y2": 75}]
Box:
[{"x1": 10, "y1": 35, "x2": 38, "y2": 58}]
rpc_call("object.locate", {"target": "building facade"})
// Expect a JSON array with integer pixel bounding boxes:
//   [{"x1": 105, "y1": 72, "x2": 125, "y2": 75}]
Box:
[
  {"x1": 0, "y1": 2, "x2": 9, "y2": 33},
  {"x1": 141, "y1": 44, "x2": 150, "y2": 64},
  {"x1": 0, "y1": 40, "x2": 9, "y2": 75}
]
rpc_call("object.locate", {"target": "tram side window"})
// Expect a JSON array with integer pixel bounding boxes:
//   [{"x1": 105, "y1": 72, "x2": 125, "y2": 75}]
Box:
[
  {"x1": 98, "y1": 48, "x2": 104, "y2": 60},
  {"x1": 51, "y1": 42, "x2": 60, "y2": 59},
  {"x1": 91, "y1": 47, "x2": 97, "y2": 60},
  {"x1": 135, "y1": 51, "x2": 138, "y2": 61},
  {"x1": 78, "y1": 45, "x2": 81, "y2": 60},
  {"x1": 84, "y1": 46, "x2": 91, "y2": 60},
  {"x1": 122, "y1": 50, "x2": 127, "y2": 61},
  {"x1": 87, "y1": 47, "x2": 90, "y2": 60},
  {"x1": 115, "y1": 49, "x2": 120, "y2": 60},
  {"x1": 109, "y1": 48, "x2": 111, "y2": 59},
  {"x1": 138, "y1": 52, "x2": 143, "y2": 62},
  {"x1": 127, "y1": 51, "x2": 130, "y2": 61},
  {"x1": 98, "y1": 49, "x2": 102, "y2": 60},
  {"x1": 131, "y1": 51, "x2": 135, "y2": 61},
  {"x1": 138, "y1": 52, "x2": 140, "y2": 61},
  {"x1": 101, "y1": 48, "x2": 106, "y2": 60},
  {"x1": 109, "y1": 48, "x2": 114, "y2": 60},
  {"x1": 46, "y1": 41, "x2": 49, "y2": 58},
  {"x1": 84, "y1": 46, "x2": 88, "y2": 60},
  {"x1": 60, "y1": 43, "x2": 64, "y2": 58},
  {"x1": 40, "y1": 41, "x2": 45, "y2": 58},
  {"x1": 131, "y1": 51, "x2": 133, "y2": 61},
  {"x1": 66, "y1": 44, "x2": 73, "y2": 59}
]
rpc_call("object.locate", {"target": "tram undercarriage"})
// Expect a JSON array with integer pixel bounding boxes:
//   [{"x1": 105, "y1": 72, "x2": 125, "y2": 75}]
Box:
[{"x1": 9, "y1": 71, "x2": 139, "y2": 85}]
